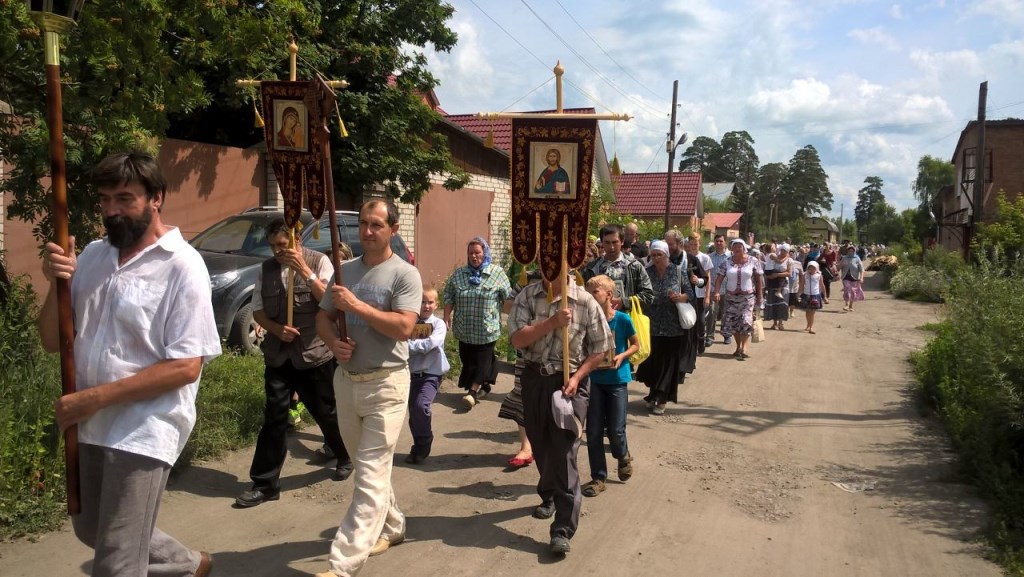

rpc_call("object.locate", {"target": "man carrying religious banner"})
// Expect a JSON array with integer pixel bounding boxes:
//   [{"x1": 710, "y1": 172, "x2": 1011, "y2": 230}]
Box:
[{"x1": 39, "y1": 151, "x2": 221, "y2": 577}]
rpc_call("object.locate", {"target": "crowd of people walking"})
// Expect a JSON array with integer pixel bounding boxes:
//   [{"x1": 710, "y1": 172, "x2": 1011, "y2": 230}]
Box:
[{"x1": 39, "y1": 148, "x2": 870, "y2": 577}]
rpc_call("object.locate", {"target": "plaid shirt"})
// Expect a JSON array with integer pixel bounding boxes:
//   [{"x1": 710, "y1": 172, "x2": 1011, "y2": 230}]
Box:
[
  {"x1": 508, "y1": 281, "x2": 613, "y2": 374},
  {"x1": 444, "y1": 263, "x2": 512, "y2": 345}
]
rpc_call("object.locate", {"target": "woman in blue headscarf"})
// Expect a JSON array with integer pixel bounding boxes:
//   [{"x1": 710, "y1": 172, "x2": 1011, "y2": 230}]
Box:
[{"x1": 444, "y1": 236, "x2": 513, "y2": 410}]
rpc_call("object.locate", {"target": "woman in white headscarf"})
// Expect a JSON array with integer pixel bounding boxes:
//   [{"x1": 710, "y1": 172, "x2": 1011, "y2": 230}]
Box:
[
  {"x1": 712, "y1": 239, "x2": 763, "y2": 360},
  {"x1": 636, "y1": 240, "x2": 694, "y2": 415}
]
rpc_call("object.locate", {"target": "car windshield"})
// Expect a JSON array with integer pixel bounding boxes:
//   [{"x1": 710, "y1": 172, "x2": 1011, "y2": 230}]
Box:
[{"x1": 190, "y1": 216, "x2": 275, "y2": 257}]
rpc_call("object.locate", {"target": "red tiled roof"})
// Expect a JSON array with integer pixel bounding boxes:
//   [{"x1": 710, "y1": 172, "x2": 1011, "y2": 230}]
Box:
[
  {"x1": 612, "y1": 172, "x2": 702, "y2": 216},
  {"x1": 703, "y1": 212, "x2": 743, "y2": 229},
  {"x1": 443, "y1": 108, "x2": 596, "y2": 153}
]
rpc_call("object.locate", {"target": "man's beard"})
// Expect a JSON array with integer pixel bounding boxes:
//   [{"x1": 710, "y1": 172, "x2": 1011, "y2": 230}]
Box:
[{"x1": 104, "y1": 206, "x2": 152, "y2": 250}]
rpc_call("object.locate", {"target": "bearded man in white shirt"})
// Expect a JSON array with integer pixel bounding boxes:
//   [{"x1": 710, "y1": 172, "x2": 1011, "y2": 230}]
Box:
[{"x1": 40, "y1": 151, "x2": 222, "y2": 577}]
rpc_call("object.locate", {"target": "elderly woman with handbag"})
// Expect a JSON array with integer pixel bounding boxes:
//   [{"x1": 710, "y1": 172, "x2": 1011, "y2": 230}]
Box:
[
  {"x1": 713, "y1": 239, "x2": 764, "y2": 360},
  {"x1": 635, "y1": 240, "x2": 695, "y2": 415}
]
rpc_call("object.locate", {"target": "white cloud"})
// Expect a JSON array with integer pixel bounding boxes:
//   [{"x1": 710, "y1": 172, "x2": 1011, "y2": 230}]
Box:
[
  {"x1": 428, "y1": 0, "x2": 1024, "y2": 213},
  {"x1": 968, "y1": 0, "x2": 1024, "y2": 28},
  {"x1": 428, "y1": 18, "x2": 496, "y2": 103},
  {"x1": 909, "y1": 49, "x2": 982, "y2": 89},
  {"x1": 849, "y1": 27, "x2": 901, "y2": 52},
  {"x1": 748, "y1": 78, "x2": 835, "y2": 123}
]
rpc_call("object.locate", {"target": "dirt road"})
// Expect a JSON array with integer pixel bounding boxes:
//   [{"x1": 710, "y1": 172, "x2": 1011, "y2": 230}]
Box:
[{"x1": 0, "y1": 271, "x2": 1000, "y2": 576}]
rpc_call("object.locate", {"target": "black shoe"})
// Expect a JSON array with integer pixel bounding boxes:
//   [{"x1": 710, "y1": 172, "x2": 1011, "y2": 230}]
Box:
[
  {"x1": 234, "y1": 488, "x2": 279, "y2": 508},
  {"x1": 313, "y1": 443, "x2": 335, "y2": 462},
  {"x1": 334, "y1": 460, "x2": 354, "y2": 481},
  {"x1": 549, "y1": 535, "x2": 571, "y2": 554},
  {"x1": 405, "y1": 447, "x2": 427, "y2": 465},
  {"x1": 533, "y1": 500, "x2": 556, "y2": 519}
]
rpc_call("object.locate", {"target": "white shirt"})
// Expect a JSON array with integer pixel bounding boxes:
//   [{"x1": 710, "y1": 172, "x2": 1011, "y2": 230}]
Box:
[
  {"x1": 71, "y1": 227, "x2": 222, "y2": 466},
  {"x1": 694, "y1": 252, "x2": 713, "y2": 298},
  {"x1": 803, "y1": 272, "x2": 823, "y2": 296}
]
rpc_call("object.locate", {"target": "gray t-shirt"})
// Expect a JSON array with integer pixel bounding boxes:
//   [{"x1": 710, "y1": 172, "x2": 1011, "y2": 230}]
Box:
[{"x1": 319, "y1": 254, "x2": 422, "y2": 373}]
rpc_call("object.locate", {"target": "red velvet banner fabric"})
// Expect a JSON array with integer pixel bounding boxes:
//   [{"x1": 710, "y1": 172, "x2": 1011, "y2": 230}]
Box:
[
  {"x1": 510, "y1": 117, "x2": 596, "y2": 282},
  {"x1": 261, "y1": 81, "x2": 328, "y2": 228}
]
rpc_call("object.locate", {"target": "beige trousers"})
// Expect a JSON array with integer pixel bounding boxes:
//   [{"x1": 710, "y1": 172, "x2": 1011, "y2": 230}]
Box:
[{"x1": 328, "y1": 367, "x2": 410, "y2": 576}]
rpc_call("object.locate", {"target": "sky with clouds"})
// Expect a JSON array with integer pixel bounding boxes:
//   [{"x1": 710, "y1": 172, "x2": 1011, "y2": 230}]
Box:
[{"x1": 426, "y1": 0, "x2": 1024, "y2": 217}]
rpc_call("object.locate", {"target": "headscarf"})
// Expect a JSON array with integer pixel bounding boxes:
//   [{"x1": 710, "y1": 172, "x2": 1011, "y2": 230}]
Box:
[
  {"x1": 649, "y1": 240, "x2": 669, "y2": 255},
  {"x1": 467, "y1": 236, "x2": 492, "y2": 285}
]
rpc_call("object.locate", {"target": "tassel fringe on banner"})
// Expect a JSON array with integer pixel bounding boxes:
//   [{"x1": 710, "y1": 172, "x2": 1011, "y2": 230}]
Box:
[{"x1": 253, "y1": 100, "x2": 265, "y2": 128}]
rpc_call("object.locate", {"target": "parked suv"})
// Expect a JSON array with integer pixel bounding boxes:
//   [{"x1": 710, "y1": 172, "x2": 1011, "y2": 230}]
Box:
[{"x1": 190, "y1": 207, "x2": 414, "y2": 353}]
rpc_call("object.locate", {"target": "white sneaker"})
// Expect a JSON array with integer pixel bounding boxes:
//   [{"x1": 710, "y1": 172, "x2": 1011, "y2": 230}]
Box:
[{"x1": 462, "y1": 392, "x2": 477, "y2": 409}]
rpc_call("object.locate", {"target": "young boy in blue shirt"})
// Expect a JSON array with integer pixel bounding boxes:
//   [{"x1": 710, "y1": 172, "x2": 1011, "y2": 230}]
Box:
[
  {"x1": 405, "y1": 284, "x2": 450, "y2": 464},
  {"x1": 582, "y1": 275, "x2": 639, "y2": 496}
]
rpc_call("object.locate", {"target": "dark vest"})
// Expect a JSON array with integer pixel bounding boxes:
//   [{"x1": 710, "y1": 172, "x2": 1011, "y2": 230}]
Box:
[{"x1": 259, "y1": 248, "x2": 332, "y2": 369}]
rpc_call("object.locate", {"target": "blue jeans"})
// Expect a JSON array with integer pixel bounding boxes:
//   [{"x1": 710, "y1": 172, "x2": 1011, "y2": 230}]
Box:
[{"x1": 585, "y1": 382, "x2": 629, "y2": 480}]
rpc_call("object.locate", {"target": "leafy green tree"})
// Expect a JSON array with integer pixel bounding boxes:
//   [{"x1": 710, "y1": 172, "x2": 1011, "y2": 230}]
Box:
[
  {"x1": 976, "y1": 191, "x2": 1024, "y2": 262},
  {"x1": 913, "y1": 154, "x2": 955, "y2": 233},
  {"x1": 702, "y1": 193, "x2": 731, "y2": 214},
  {"x1": 0, "y1": 0, "x2": 466, "y2": 246},
  {"x1": 678, "y1": 136, "x2": 723, "y2": 176},
  {"x1": 866, "y1": 201, "x2": 903, "y2": 244},
  {"x1": 780, "y1": 145, "x2": 832, "y2": 221},
  {"x1": 854, "y1": 176, "x2": 885, "y2": 228}
]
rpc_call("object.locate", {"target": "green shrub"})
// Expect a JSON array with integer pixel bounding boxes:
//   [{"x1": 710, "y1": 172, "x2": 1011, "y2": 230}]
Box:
[
  {"x1": 0, "y1": 277, "x2": 66, "y2": 539},
  {"x1": 889, "y1": 248, "x2": 966, "y2": 303},
  {"x1": 177, "y1": 350, "x2": 266, "y2": 469},
  {"x1": 889, "y1": 265, "x2": 946, "y2": 302},
  {"x1": 913, "y1": 267, "x2": 1024, "y2": 566}
]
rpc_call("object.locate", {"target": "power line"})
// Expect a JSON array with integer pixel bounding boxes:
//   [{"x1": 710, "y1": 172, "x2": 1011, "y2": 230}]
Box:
[
  {"x1": 465, "y1": 0, "x2": 551, "y2": 71},
  {"x1": 518, "y1": 0, "x2": 667, "y2": 119},
  {"x1": 552, "y1": 0, "x2": 667, "y2": 105}
]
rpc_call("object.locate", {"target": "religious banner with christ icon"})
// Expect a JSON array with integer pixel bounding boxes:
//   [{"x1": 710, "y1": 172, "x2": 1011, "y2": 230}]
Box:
[
  {"x1": 261, "y1": 80, "x2": 329, "y2": 228},
  {"x1": 510, "y1": 117, "x2": 597, "y2": 282}
]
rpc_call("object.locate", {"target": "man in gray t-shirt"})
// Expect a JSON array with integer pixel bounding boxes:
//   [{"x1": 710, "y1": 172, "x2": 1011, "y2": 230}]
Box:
[{"x1": 315, "y1": 200, "x2": 421, "y2": 577}]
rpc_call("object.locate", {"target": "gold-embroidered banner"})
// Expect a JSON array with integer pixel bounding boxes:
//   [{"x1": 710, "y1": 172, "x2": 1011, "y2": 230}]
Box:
[
  {"x1": 510, "y1": 117, "x2": 596, "y2": 282},
  {"x1": 261, "y1": 81, "x2": 328, "y2": 228}
]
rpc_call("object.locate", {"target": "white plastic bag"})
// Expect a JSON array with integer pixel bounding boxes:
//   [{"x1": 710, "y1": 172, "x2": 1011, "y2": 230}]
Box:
[{"x1": 676, "y1": 301, "x2": 697, "y2": 329}]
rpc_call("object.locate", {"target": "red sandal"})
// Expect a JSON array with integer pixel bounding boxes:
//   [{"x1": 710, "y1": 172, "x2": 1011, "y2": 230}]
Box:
[{"x1": 508, "y1": 455, "x2": 534, "y2": 468}]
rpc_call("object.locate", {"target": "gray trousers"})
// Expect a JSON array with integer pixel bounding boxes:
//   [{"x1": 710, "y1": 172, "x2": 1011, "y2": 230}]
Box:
[
  {"x1": 706, "y1": 297, "x2": 723, "y2": 340},
  {"x1": 521, "y1": 367, "x2": 588, "y2": 540},
  {"x1": 72, "y1": 444, "x2": 201, "y2": 577}
]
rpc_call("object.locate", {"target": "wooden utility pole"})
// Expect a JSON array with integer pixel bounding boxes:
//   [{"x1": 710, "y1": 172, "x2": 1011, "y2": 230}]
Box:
[
  {"x1": 971, "y1": 81, "x2": 988, "y2": 241},
  {"x1": 663, "y1": 80, "x2": 679, "y2": 233}
]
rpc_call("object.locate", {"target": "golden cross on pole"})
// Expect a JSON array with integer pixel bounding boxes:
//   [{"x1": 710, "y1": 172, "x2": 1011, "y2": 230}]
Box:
[
  {"x1": 234, "y1": 37, "x2": 351, "y2": 337},
  {"x1": 478, "y1": 62, "x2": 631, "y2": 383}
]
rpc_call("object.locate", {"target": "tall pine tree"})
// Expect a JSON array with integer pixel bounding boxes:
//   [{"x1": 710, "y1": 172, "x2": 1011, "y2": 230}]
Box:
[
  {"x1": 855, "y1": 176, "x2": 886, "y2": 228},
  {"x1": 781, "y1": 145, "x2": 832, "y2": 221}
]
